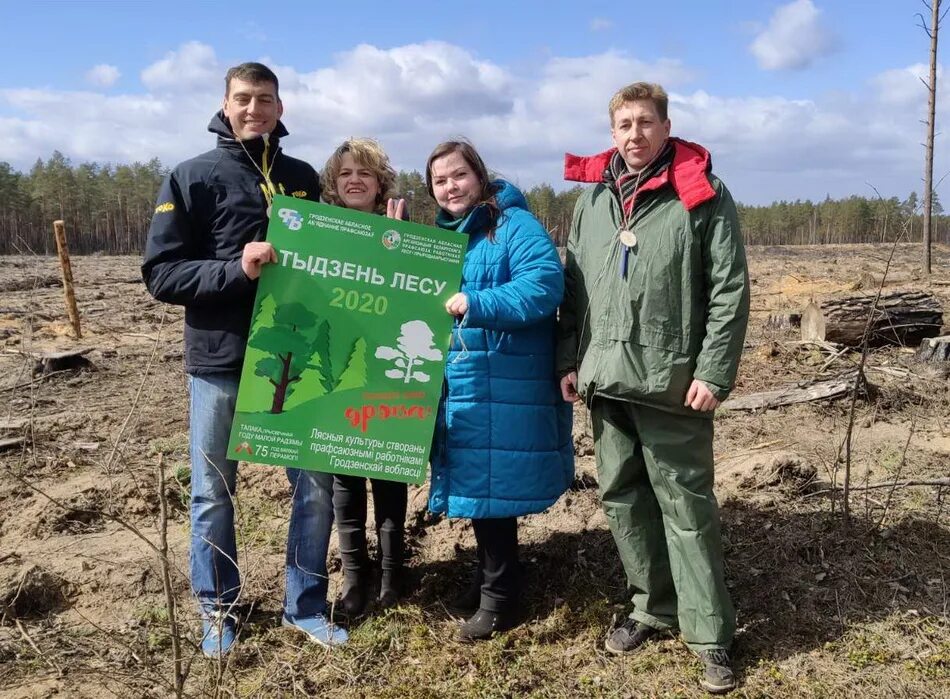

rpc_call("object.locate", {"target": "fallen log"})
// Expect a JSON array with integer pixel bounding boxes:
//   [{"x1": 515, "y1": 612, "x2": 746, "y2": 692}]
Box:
[
  {"x1": 0, "y1": 276, "x2": 61, "y2": 293},
  {"x1": 0, "y1": 436, "x2": 25, "y2": 451},
  {"x1": 917, "y1": 334, "x2": 950, "y2": 362},
  {"x1": 722, "y1": 371, "x2": 865, "y2": 411},
  {"x1": 801, "y1": 290, "x2": 943, "y2": 347}
]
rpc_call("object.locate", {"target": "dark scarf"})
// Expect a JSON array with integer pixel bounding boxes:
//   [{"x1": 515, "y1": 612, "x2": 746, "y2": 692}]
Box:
[
  {"x1": 605, "y1": 141, "x2": 674, "y2": 278},
  {"x1": 605, "y1": 140, "x2": 674, "y2": 219}
]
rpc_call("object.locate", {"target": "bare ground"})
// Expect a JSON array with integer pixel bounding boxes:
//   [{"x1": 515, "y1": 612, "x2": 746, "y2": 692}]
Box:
[{"x1": 0, "y1": 244, "x2": 949, "y2": 698}]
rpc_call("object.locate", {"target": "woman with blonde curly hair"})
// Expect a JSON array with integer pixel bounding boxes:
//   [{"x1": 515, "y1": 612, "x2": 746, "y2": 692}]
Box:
[
  {"x1": 322, "y1": 138, "x2": 405, "y2": 218},
  {"x1": 321, "y1": 138, "x2": 407, "y2": 618}
]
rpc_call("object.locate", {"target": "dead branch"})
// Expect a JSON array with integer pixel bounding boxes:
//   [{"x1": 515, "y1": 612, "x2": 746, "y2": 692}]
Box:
[
  {"x1": 806, "y1": 478, "x2": 950, "y2": 497},
  {"x1": 840, "y1": 185, "x2": 913, "y2": 525},
  {"x1": 0, "y1": 369, "x2": 74, "y2": 393},
  {"x1": 877, "y1": 417, "x2": 918, "y2": 530},
  {"x1": 16, "y1": 619, "x2": 62, "y2": 677},
  {"x1": 157, "y1": 455, "x2": 187, "y2": 698},
  {"x1": 722, "y1": 371, "x2": 863, "y2": 411}
]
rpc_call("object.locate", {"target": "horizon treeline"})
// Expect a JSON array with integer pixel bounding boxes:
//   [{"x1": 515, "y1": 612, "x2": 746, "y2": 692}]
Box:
[{"x1": 0, "y1": 153, "x2": 947, "y2": 255}]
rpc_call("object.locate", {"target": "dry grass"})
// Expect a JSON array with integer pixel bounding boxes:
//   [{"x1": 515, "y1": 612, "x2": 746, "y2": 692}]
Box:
[{"x1": 1, "y1": 246, "x2": 950, "y2": 697}]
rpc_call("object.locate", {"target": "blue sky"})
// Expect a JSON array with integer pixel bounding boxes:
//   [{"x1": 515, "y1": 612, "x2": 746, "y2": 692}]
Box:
[{"x1": 0, "y1": 0, "x2": 944, "y2": 205}]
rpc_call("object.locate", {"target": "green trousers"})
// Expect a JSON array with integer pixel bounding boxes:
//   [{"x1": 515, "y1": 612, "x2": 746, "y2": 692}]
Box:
[{"x1": 590, "y1": 397, "x2": 735, "y2": 652}]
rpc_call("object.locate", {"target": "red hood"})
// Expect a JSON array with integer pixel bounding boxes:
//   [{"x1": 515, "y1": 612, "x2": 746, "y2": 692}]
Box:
[{"x1": 563, "y1": 137, "x2": 716, "y2": 211}]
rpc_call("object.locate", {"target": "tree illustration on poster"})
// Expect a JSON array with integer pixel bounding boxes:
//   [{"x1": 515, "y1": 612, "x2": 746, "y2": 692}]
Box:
[
  {"x1": 248, "y1": 299, "x2": 368, "y2": 414},
  {"x1": 228, "y1": 196, "x2": 466, "y2": 484},
  {"x1": 376, "y1": 320, "x2": 443, "y2": 383}
]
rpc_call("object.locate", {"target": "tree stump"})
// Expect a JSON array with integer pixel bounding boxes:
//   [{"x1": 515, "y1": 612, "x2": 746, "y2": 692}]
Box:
[
  {"x1": 801, "y1": 291, "x2": 943, "y2": 347},
  {"x1": 30, "y1": 348, "x2": 95, "y2": 376},
  {"x1": 917, "y1": 334, "x2": 950, "y2": 362},
  {"x1": 765, "y1": 313, "x2": 802, "y2": 331}
]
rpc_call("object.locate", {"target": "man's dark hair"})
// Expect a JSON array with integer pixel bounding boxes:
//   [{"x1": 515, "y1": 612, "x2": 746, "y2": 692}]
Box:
[{"x1": 225, "y1": 62, "x2": 280, "y2": 98}]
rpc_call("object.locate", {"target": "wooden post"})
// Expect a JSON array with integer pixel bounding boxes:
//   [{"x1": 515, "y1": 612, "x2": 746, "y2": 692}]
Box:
[{"x1": 52, "y1": 220, "x2": 82, "y2": 339}]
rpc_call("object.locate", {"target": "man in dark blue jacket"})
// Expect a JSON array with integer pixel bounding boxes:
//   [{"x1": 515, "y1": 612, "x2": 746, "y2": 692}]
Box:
[{"x1": 142, "y1": 62, "x2": 347, "y2": 656}]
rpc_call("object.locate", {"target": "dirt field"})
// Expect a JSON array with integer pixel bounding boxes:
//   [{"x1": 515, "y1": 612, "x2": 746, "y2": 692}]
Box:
[{"x1": 1, "y1": 244, "x2": 949, "y2": 698}]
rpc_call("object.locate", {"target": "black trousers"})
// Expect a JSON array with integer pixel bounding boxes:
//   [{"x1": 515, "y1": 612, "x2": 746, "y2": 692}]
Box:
[
  {"x1": 332, "y1": 475, "x2": 407, "y2": 573},
  {"x1": 472, "y1": 517, "x2": 520, "y2": 613}
]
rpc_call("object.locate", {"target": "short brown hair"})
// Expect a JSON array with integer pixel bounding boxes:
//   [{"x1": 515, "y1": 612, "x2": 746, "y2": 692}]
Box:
[
  {"x1": 225, "y1": 62, "x2": 279, "y2": 98},
  {"x1": 608, "y1": 82, "x2": 668, "y2": 123},
  {"x1": 321, "y1": 138, "x2": 397, "y2": 213}
]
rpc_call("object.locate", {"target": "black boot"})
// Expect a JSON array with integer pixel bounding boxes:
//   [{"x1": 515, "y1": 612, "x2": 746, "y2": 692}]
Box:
[
  {"x1": 376, "y1": 520, "x2": 405, "y2": 609},
  {"x1": 378, "y1": 568, "x2": 400, "y2": 609},
  {"x1": 373, "y1": 479, "x2": 408, "y2": 609},
  {"x1": 334, "y1": 476, "x2": 370, "y2": 618},
  {"x1": 447, "y1": 567, "x2": 483, "y2": 617},
  {"x1": 458, "y1": 607, "x2": 519, "y2": 642},
  {"x1": 339, "y1": 565, "x2": 368, "y2": 618}
]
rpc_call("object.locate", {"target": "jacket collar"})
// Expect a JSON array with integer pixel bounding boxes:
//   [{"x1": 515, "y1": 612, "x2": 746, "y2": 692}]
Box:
[
  {"x1": 563, "y1": 137, "x2": 716, "y2": 211},
  {"x1": 208, "y1": 110, "x2": 288, "y2": 159}
]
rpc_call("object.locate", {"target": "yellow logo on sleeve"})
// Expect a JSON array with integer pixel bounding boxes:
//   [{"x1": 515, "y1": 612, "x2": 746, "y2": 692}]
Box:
[
  {"x1": 154, "y1": 202, "x2": 175, "y2": 214},
  {"x1": 292, "y1": 190, "x2": 307, "y2": 198}
]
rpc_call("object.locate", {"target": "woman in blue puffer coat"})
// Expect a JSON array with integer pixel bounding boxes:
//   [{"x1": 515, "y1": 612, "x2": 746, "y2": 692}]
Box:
[{"x1": 425, "y1": 140, "x2": 574, "y2": 641}]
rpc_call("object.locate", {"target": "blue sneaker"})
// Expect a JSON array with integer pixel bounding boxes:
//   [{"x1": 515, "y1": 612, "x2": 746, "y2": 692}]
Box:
[
  {"x1": 281, "y1": 614, "x2": 349, "y2": 647},
  {"x1": 200, "y1": 610, "x2": 238, "y2": 658}
]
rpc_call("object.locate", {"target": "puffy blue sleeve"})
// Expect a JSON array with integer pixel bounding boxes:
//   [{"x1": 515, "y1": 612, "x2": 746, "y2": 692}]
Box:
[{"x1": 465, "y1": 211, "x2": 564, "y2": 331}]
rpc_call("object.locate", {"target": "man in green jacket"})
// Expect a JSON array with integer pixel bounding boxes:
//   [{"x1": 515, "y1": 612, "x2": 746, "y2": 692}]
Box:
[{"x1": 557, "y1": 81, "x2": 749, "y2": 695}]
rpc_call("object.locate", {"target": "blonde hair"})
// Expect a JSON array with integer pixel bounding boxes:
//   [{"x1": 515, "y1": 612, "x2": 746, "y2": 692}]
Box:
[
  {"x1": 321, "y1": 138, "x2": 397, "y2": 212},
  {"x1": 608, "y1": 82, "x2": 669, "y2": 124}
]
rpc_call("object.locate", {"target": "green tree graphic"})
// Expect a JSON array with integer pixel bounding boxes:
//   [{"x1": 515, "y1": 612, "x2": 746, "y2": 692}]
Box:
[
  {"x1": 248, "y1": 300, "x2": 370, "y2": 413},
  {"x1": 336, "y1": 337, "x2": 369, "y2": 391},
  {"x1": 248, "y1": 302, "x2": 320, "y2": 414}
]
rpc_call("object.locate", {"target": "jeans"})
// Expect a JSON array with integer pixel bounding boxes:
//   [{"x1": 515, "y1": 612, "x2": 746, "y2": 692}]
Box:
[{"x1": 188, "y1": 372, "x2": 334, "y2": 618}]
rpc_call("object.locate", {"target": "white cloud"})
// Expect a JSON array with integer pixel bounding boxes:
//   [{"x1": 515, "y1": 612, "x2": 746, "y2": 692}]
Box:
[
  {"x1": 140, "y1": 41, "x2": 220, "y2": 92},
  {"x1": 749, "y1": 0, "x2": 837, "y2": 71},
  {"x1": 590, "y1": 18, "x2": 612, "y2": 32},
  {"x1": 0, "y1": 40, "x2": 947, "y2": 205},
  {"x1": 85, "y1": 64, "x2": 120, "y2": 88},
  {"x1": 668, "y1": 61, "x2": 950, "y2": 202},
  {"x1": 870, "y1": 63, "x2": 936, "y2": 105}
]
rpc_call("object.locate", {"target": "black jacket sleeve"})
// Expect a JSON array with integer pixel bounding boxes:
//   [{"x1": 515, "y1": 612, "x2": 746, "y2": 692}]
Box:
[{"x1": 141, "y1": 171, "x2": 253, "y2": 306}]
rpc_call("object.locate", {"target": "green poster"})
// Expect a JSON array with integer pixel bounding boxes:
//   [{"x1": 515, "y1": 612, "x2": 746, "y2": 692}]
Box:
[{"x1": 228, "y1": 195, "x2": 466, "y2": 484}]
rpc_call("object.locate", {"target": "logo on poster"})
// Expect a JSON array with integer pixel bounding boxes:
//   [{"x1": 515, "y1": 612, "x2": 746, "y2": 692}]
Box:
[
  {"x1": 381, "y1": 230, "x2": 401, "y2": 250},
  {"x1": 278, "y1": 208, "x2": 304, "y2": 231}
]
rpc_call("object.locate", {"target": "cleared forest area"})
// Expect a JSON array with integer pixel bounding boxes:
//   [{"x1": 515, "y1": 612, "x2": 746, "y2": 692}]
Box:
[{"x1": 0, "y1": 244, "x2": 949, "y2": 698}]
